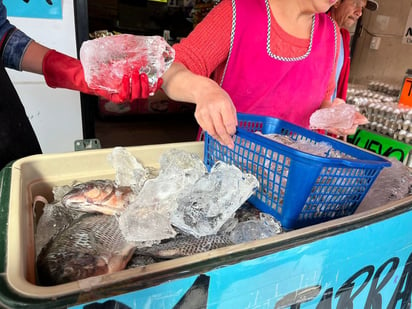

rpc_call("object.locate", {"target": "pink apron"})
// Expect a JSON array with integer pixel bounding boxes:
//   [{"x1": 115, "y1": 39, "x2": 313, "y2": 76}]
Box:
[{"x1": 220, "y1": 0, "x2": 337, "y2": 128}]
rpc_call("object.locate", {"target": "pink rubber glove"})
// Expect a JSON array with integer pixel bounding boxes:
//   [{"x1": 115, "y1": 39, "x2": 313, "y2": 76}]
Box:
[{"x1": 42, "y1": 50, "x2": 162, "y2": 102}]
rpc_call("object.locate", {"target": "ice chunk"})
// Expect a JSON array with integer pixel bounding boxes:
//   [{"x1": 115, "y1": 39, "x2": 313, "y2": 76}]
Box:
[
  {"x1": 159, "y1": 148, "x2": 207, "y2": 186},
  {"x1": 117, "y1": 149, "x2": 207, "y2": 243},
  {"x1": 118, "y1": 205, "x2": 177, "y2": 244},
  {"x1": 229, "y1": 213, "x2": 282, "y2": 244},
  {"x1": 127, "y1": 171, "x2": 188, "y2": 219},
  {"x1": 107, "y1": 147, "x2": 149, "y2": 194},
  {"x1": 171, "y1": 161, "x2": 259, "y2": 238},
  {"x1": 80, "y1": 34, "x2": 175, "y2": 96},
  {"x1": 131, "y1": 149, "x2": 207, "y2": 215}
]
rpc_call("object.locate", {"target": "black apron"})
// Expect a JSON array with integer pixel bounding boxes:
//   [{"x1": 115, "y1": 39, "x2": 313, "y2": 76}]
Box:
[{"x1": 0, "y1": 65, "x2": 42, "y2": 170}]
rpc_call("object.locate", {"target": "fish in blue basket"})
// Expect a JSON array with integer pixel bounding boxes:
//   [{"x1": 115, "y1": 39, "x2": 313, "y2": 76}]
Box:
[
  {"x1": 61, "y1": 180, "x2": 134, "y2": 215},
  {"x1": 37, "y1": 213, "x2": 136, "y2": 285}
]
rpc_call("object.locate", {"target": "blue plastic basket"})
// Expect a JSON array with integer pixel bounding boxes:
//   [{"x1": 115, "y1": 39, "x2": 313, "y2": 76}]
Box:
[{"x1": 203, "y1": 113, "x2": 391, "y2": 230}]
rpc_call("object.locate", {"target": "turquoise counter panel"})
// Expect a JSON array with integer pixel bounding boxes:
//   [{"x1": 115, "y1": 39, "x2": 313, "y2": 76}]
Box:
[{"x1": 71, "y1": 206, "x2": 412, "y2": 308}]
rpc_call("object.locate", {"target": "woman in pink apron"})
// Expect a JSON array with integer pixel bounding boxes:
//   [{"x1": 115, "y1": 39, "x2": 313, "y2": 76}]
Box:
[{"x1": 162, "y1": 0, "x2": 341, "y2": 147}]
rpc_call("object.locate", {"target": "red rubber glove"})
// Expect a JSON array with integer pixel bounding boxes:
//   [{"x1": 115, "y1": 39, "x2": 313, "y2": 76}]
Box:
[{"x1": 42, "y1": 50, "x2": 163, "y2": 102}]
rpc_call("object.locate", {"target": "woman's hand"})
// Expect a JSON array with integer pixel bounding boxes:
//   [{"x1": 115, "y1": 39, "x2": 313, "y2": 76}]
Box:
[
  {"x1": 162, "y1": 63, "x2": 237, "y2": 148},
  {"x1": 192, "y1": 79, "x2": 237, "y2": 148},
  {"x1": 313, "y1": 98, "x2": 369, "y2": 137}
]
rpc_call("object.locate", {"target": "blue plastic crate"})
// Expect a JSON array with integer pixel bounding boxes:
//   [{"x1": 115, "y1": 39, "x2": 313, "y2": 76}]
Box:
[{"x1": 203, "y1": 113, "x2": 391, "y2": 230}]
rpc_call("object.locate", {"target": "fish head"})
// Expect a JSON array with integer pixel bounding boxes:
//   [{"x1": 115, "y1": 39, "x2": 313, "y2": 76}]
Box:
[{"x1": 61, "y1": 180, "x2": 133, "y2": 215}]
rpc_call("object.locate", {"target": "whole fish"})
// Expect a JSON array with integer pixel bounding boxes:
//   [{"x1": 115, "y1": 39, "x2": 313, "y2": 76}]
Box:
[
  {"x1": 136, "y1": 234, "x2": 234, "y2": 260},
  {"x1": 173, "y1": 274, "x2": 210, "y2": 309},
  {"x1": 61, "y1": 180, "x2": 134, "y2": 215},
  {"x1": 37, "y1": 213, "x2": 135, "y2": 285},
  {"x1": 35, "y1": 201, "x2": 83, "y2": 258},
  {"x1": 127, "y1": 254, "x2": 160, "y2": 268}
]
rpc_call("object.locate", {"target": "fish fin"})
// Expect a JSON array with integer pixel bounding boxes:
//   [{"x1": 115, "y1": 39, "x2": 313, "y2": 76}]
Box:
[
  {"x1": 107, "y1": 244, "x2": 136, "y2": 273},
  {"x1": 173, "y1": 274, "x2": 210, "y2": 309}
]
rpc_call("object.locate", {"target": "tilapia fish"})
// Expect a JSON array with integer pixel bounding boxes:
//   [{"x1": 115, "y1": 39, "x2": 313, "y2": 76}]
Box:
[
  {"x1": 35, "y1": 201, "x2": 83, "y2": 258},
  {"x1": 61, "y1": 179, "x2": 133, "y2": 215},
  {"x1": 37, "y1": 213, "x2": 135, "y2": 285},
  {"x1": 134, "y1": 234, "x2": 234, "y2": 261}
]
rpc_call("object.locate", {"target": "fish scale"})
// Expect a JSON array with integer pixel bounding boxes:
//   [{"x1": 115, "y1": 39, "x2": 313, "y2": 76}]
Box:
[
  {"x1": 137, "y1": 234, "x2": 234, "y2": 259},
  {"x1": 37, "y1": 213, "x2": 135, "y2": 285}
]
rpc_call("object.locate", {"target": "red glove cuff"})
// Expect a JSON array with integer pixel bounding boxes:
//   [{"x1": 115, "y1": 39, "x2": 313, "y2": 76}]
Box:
[{"x1": 42, "y1": 49, "x2": 88, "y2": 91}]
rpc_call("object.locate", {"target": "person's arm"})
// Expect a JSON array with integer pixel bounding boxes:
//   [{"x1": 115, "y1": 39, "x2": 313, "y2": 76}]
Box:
[
  {"x1": 21, "y1": 40, "x2": 49, "y2": 74},
  {"x1": 162, "y1": 0, "x2": 237, "y2": 147},
  {"x1": 0, "y1": 2, "x2": 154, "y2": 101},
  {"x1": 2, "y1": 30, "x2": 153, "y2": 101},
  {"x1": 162, "y1": 62, "x2": 237, "y2": 148},
  {"x1": 318, "y1": 24, "x2": 368, "y2": 137},
  {"x1": 322, "y1": 23, "x2": 341, "y2": 107},
  {"x1": 1, "y1": 1, "x2": 41, "y2": 71},
  {"x1": 173, "y1": 0, "x2": 232, "y2": 77}
]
